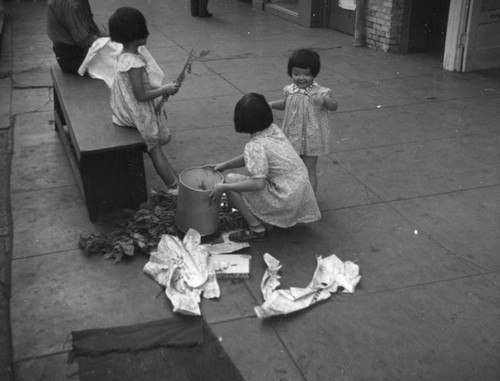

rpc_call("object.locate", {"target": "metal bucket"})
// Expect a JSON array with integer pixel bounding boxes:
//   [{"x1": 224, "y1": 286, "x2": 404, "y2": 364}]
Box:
[{"x1": 176, "y1": 166, "x2": 224, "y2": 236}]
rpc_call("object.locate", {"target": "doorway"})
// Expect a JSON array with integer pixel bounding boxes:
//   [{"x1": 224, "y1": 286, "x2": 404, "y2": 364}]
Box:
[
  {"x1": 327, "y1": 0, "x2": 355, "y2": 35},
  {"x1": 444, "y1": 0, "x2": 500, "y2": 72},
  {"x1": 407, "y1": 0, "x2": 451, "y2": 55}
]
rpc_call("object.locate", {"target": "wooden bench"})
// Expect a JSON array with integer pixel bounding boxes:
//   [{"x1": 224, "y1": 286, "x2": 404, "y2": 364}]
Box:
[{"x1": 51, "y1": 66, "x2": 148, "y2": 221}]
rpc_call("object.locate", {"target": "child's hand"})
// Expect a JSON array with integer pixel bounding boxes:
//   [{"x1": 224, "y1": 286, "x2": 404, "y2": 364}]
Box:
[
  {"x1": 313, "y1": 89, "x2": 337, "y2": 111},
  {"x1": 205, "y1": 163, "x2": 225, "y2": 172},
  {"x1": 164, "y1": 82, "x2": 181, "y2": 96},
  {"x1": 311, "y1": 94, "x2": 325, "y2": 107},
  {"x1": 207, "y1": 183, "x2": 225, "y2": 206}
]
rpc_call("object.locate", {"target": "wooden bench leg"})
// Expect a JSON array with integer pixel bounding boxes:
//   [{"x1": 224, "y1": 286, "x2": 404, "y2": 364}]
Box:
[{"x1": 53, "y1": 87, "x2": 65, "y2": 131}]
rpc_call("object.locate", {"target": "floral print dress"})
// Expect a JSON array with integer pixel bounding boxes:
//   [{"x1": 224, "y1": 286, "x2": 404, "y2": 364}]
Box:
[
  {"x1": 282, "y1": 82, "x2": 333, "y2": 156},
  {"x1": 240, "y1": 124, "x2": 321, "y2": 228},
  {"x1": 110, "y1": 51, "x2": 170, "y2": 151}
]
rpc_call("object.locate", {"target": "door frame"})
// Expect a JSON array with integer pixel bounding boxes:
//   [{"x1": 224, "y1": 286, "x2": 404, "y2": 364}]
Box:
[{"x1": 443, "y1": 0, "x2": 470, "y2": 71}]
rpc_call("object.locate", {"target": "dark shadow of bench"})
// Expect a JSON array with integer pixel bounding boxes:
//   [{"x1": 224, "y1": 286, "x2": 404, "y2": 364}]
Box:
[{"x1": 51, "y1": 66, "x2": 148, "y2": 221}]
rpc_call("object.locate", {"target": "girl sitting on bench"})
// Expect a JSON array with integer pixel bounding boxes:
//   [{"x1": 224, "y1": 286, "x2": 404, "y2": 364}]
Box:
[{"x1": 108, "y1": 7, "x2": 181, "y2": 195}]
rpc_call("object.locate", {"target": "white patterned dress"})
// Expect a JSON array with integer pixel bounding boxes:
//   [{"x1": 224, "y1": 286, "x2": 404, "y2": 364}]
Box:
[
  {"x1": 110, "y1": 52, "x2": 170, "y2": 151},
  {"x1": 282, "y1": 82, "x2": 333, "y2": 156},
  {"x1": 240, "y1": 124, "x2": 321, "y2": 228}
]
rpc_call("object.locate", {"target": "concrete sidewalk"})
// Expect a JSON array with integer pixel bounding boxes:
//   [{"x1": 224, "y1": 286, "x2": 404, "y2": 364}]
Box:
[{"x1": 2, "y1": 0, "x2": 500, "y2": 380}]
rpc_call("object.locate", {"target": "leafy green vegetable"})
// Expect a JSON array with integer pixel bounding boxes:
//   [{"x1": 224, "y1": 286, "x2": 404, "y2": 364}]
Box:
[{"x1": 78, "y1": 191, "x2": 243, "y2": 263}]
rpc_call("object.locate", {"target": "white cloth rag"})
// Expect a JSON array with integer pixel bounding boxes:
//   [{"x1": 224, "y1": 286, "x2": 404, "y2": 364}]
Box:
[
  {"x1": 254, "y1": 253, "x2": 361, "y2": 319},
  {"x1": 78, "y1": 37, "x2": 164, "y2": 88}
]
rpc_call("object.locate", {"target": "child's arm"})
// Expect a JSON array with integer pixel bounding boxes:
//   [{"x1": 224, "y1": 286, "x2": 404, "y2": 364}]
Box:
[
  {"x1": 219, "y1": 177, "x2": 266, "y2": 193},
  {"x1": 214, "y1": 154, "x2": 245, "y2": 172},
  {"x1": 268, "y1": 99, "x2": 286, "y2": 111},
  {"x1": 128, "y1": 67, "x2": 180, "y2": 102},
  {"x1": 209, "y1": 177, "x2": 266, "y2": 204}
]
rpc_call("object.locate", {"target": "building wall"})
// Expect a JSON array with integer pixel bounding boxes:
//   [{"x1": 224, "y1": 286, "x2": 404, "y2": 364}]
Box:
[
  {"x1": 255, "y1": 0, "x2": 411, "y2": 52},
  {"x1": 364, "y1": 0, "x2": 408, "y2": 52}
]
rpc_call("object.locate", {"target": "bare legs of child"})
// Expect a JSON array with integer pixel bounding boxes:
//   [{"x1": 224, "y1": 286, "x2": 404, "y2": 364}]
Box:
[
  {"x1": 224, "y1": 173, "x2": 268, "y2": 242},
  {"x1": 301, "y1": 155, "x2": 318, "y2": 193},
  {"x1": 148, "y1": 145, "x2": 179, "y2": 195}
]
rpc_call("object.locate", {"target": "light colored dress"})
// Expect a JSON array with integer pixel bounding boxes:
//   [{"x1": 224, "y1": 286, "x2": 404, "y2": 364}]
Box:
[
  {"x1": 240, "y1": 124, "x2": 321, "y2": 228},
  {"x1": 281, "y1": 82, "x2": 333, "y2": 156},
  {"x1": 110, "y1": 52, "x2": 170, "y2": 151}
]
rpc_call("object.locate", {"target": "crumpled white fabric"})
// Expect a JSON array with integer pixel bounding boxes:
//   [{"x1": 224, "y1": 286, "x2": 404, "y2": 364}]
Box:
[
  {"x1": 254, "y1": 253, "x2": 361, "y2": 319},
  {"x1": 143, "y1": 229, "x2": 220, "y2": 316},
  {"x1": 78, "y1": 37, "x2": 164, "y2": 88}
]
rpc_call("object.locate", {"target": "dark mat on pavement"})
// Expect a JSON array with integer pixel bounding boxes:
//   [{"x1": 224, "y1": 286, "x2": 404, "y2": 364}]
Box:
[{"x1": 70, "y1": 316, "x2": 244, "y2": 381}]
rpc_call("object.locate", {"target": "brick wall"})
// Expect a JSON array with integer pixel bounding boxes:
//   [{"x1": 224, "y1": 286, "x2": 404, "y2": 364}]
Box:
[{"x1": 364, "y1": 0, "x2": 407, "y2": 52}]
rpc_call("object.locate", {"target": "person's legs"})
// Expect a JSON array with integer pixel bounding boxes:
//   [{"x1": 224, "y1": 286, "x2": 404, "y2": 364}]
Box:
[
  {"x1": 148, "y1": 145, "x2": 178, "y2": 191},
  {"x1": 53, "y1": 43, "x2": 87, "y2": 74},
  {"x1": 190, "y1": 0, "x2": 199, "y2": 16},
  {"x1": 301, "y1": 155, "x2": 318, "y2": 193},
  {"x1": 198, "y1": 0, "x2": 212, "y2": 17},
  {"x1": 224, "y1": 173, "x2": 267, "y2": 242},
  {"x1": 224, "y1": 174, "x2": 261, "y2": 228}
]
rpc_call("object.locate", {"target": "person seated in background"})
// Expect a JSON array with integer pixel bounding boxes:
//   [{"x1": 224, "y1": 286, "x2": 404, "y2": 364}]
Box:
[{"x1": 47, "y1": 0, "x2": 107, "y2": 73}]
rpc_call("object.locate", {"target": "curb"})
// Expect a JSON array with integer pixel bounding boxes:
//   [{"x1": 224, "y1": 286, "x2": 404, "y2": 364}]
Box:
[{"x1": 0, "y1": 0, "x2": 15, "y2": 379}]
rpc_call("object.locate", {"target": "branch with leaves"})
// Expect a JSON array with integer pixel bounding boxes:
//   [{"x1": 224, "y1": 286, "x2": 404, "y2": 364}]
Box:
[{"x1": 155, "y1": 48, "x2": 211, "y2": 115}]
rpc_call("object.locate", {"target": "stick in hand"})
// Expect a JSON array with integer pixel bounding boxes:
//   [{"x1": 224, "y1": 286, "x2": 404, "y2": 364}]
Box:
[{"x1": 155, "y1": 48, "x2": 210, "y2": 115}]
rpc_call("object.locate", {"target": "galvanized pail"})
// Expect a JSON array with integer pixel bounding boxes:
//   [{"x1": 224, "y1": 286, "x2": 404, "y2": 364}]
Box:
[{"x1": 176, "y1": 166, "x2": 224, "y2": 235}]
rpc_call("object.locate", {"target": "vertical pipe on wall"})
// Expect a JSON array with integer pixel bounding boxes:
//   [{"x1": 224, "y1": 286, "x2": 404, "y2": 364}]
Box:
[{"x1": 353, "y1": 0, "x2": 366, "y2": 46}]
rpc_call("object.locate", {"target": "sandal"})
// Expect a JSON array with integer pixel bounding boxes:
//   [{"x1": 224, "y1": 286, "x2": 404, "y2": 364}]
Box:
[
  {"x1": 166, "y1": 181, "x2": 179, "y2": 196},
  {"x1": 166, "y1": 186, "x2": 178, "y2": 196},
  {"x1": 229, "y1": 228, "x2": 268, "y2": 243}
]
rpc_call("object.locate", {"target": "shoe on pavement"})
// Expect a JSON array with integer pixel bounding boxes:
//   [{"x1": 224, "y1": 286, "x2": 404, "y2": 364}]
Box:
[{"x1": 229, "y1": 228, "x2": 268, "y2": 242}]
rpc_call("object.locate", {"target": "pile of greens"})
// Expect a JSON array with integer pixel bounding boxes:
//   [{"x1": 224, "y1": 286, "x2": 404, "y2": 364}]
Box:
[{"x1": 79, "y1": 191, "x2": 243, "y2": 263}]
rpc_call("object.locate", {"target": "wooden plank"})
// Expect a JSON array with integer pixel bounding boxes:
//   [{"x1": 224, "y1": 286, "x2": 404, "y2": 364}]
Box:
[
  {"x1": 53, "y1": 86, "x2": 86, "y2": 198},
  {"x1": 50, "y1": 66, "x2": 146, "y2": 155},
  {"x1": 443, "y1": 0, "x2": 469, "y2": 72}
]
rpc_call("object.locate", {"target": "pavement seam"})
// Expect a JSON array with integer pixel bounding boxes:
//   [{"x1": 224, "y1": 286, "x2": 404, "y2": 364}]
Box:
[
  {"x1": 12, "y1": 350, "x2": 72, "y2": 365},
  {"x1": 210, "y1": 314, "x2": 309, "y2": 381},
  {"x1": 332, "y1": 92, "x2": 500, "y2": 114},
  {"x1": 318, "y1": 184, "x2": 500, "y2": 217},
  {"x1": 328, "y1": 130, "x2": 500, "y2": 155},
  {"x1": 10, "y1": 183, "x2": 78, "y2": 196},
  {"x1": 12, "y1": 249, "x2": 82, "y2": 261},
  {"x1": 350, "y1": 271, "x2": 500, "y2": 297}
]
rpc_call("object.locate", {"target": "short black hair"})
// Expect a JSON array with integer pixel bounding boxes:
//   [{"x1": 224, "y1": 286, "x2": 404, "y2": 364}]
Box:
[
  {"x1": 234, "y1": 93, "x2": 273, "y2": 134},
  {"x1": 287, "y1": 49, "x2": 321, "y2": 77},
  {"x1": 109, "y1": 7, "x2": 149, "y2": 44}
]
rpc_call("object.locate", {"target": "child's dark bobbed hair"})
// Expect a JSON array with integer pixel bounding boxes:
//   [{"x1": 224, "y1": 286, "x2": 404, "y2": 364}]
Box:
[
  {"x1": 287, "y1": 48, "x2": 321, "y2": 77},
  {"x1": 109, "y1": 7, "x2": 149, "y2": 44},
  {"x1": 234, "y1": 93, "x2": 273, "y2": 134}
]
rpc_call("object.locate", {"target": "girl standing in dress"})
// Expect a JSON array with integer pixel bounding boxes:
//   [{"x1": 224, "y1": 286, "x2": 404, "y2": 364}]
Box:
[
  {"x1": 208, "y1": 93, "x2": 321, "y2": 243},
  {"x1": 268, "y1": 48, "x2": 338, "y2": 193},
  {"x1": 109, "y1": 7, "x2": 181, "y2": 194}
]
